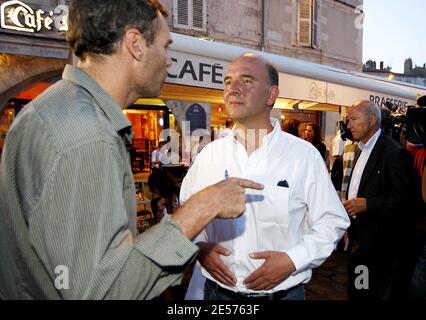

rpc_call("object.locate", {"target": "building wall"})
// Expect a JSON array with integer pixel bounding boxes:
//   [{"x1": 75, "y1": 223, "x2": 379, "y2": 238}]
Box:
[{"x1": 162, "y1": 0, "x2": 363, "y2": 71}]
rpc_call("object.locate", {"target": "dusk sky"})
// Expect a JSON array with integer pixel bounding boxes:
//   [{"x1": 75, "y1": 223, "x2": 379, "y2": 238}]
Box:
[{"x1": 362, "y1": 0, "x2": 426, "y2": 74}]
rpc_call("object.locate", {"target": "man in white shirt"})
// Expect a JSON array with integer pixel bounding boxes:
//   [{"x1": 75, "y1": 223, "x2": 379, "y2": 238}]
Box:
[
  {"x1": 343, "y1": 100, "x2": 419, "y2": 300},
  {"x1": 151, "y1": 140, "x2": 168, "y2": 170},
  {"x1": 181, "y1": 54, "x2": 350, "y2": 300},
  {"x1": 218, "y1": 119, "x2": 234, "y2": 139}
]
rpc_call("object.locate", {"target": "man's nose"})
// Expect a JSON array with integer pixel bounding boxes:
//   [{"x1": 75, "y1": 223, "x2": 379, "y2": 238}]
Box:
[
  {"x1": 166, "y1": 54, "x2": 172, "y2": 68},
  {"x1": 227, "y1": 82, "x2": 241, "y2": 95}
]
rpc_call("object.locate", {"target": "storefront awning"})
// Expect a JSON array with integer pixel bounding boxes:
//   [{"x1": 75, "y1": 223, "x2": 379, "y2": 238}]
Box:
[{"x1": 164, "y1": 32, "x2": 426, "y2": 111}]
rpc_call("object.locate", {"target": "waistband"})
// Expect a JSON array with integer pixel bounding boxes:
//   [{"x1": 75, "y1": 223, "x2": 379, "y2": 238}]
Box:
[{"x1": 205, "y1": 278, "x2": 303, "y2": 300}]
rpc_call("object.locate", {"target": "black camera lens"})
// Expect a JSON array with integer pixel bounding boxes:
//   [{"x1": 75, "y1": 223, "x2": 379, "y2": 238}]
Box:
[{"x1": 406, "y1": 108, "x2": 426, "y2": 145}]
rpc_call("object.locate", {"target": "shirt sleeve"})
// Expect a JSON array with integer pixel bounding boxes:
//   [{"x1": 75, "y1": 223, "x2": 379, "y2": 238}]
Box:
[
  {"x1": 284, "y1": 152, "x2": 350, "y2": 272},
  {"x1": 29, "y1": 141, "x2": 198, "y2": 299}
]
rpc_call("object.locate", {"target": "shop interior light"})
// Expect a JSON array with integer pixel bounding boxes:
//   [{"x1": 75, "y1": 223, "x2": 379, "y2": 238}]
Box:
[
  {"x1": 273, "y1": 98, "x2": 301, "y2": 109},
  {"x1": 134, "y1": 98, "x2": 166, "y2": 106}
]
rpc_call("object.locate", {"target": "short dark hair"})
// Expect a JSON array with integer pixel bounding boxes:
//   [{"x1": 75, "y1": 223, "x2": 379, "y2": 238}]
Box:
[
  {"x1": 225, "y1": 119, "x2": 233, "y2": 128},
  {"x1": 67, "y1": 0, "x2": 168, "y2": 59},
  {"x1": 282, "y1": 119, "x2": 300, "y2": 137},
  {"x1": 266, "y1": 62, "x2": 279, "y2": 86}
]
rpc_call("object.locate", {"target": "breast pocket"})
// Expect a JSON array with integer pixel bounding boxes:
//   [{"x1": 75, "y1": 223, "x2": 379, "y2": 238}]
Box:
[{"x1": 253, "y1": 185, "x2": 290, "y2": 226}]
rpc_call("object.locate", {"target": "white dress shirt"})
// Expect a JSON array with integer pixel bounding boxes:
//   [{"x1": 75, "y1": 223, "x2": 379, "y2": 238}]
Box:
[
  {"x1": 181, "y1": 119, "x2": 350, "y2": 296},
  {"x1": 218, "y1": 127, "x2": 233, "y2": 139},
  {"x1": 348, "y1": 129, "x2": 381, "y2": 200}
]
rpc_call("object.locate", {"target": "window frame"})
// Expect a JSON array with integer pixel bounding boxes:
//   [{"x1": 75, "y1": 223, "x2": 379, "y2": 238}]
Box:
[{"x1": 173, "y1": 0, "x2": 207, "y2": 32}]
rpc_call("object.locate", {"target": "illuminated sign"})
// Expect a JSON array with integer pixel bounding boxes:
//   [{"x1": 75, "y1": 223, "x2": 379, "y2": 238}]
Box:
[{"x1": 0, "y1": 0, "x2": 68, "y2": 34}]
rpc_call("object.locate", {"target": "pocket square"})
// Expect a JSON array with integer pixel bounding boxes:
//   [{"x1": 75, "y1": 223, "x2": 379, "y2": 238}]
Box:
[{"x1": 277, "y1": 180, "x2": 289, "y2": 188}]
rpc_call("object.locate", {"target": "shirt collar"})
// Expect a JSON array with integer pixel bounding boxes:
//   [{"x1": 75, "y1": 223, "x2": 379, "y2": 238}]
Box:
[
  {"x1": 358, "y1": 128, "x2": 381, "y2": 151},
  {"x1": 230, "y1": 118, "x2": 281, "y2": 146},
  {"x1": 62, "y1": 65, "x2": 132, "y2": 136}
]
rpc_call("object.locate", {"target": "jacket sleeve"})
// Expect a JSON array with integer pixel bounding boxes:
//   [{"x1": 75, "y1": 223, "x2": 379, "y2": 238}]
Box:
[{"x1": 29, "y1": 141, "x2": 198, "y2": 299}]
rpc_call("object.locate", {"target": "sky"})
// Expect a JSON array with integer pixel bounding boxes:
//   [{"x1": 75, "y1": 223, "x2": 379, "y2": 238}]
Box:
[{"x1": 362, "y1": 0, "x2": 426, "y2": 73}]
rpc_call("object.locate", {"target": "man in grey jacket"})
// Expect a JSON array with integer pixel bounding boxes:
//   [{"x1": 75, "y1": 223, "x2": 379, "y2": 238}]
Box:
[{"x1": 0, "y1": 0, "x2": 262, "y2": 299}]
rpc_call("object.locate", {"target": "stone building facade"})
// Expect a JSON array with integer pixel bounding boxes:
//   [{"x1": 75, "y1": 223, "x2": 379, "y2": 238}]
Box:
[{"x1": 161, "y1": 0, "x2": 363, "y2": 71}]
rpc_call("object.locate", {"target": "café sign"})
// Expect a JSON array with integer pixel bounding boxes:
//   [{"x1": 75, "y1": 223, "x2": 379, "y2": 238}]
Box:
[{"x1": 0, "y1": 0, "x2": 68, "y2": 33}]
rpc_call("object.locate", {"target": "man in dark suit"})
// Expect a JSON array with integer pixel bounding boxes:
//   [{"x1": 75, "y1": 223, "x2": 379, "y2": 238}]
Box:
[{"x1": 343, "y1": 100, "x2": 419, "y2": 300}]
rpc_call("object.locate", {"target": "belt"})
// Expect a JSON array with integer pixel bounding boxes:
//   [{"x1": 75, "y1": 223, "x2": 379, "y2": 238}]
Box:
[{"x1": 206, "y1": 279, "x2": 302, "y2": 301}]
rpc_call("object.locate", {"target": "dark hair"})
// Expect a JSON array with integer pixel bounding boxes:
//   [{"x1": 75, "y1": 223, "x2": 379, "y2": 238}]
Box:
[
  {"x1": 67, "y1": 0, "x2": 168, "y2": 59},
  {"x1": 266, "y1": 62, "x2": 279, "y2": 86},
  {"x1": 282, "y1": 119, "x2": 300, "y2": 137},
  {"x1": 147, "y1": 169, "x2": 180, "y2": 199},
  {"x1": 225, "y1": 119, "x2": 233, "y2": 128},
  {"x1": 306, "y1": 122, "x2": 322, "y2": 146}
]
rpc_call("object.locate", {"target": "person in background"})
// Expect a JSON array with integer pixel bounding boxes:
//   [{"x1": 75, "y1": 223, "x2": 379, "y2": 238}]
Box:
[
  {"x1": 304, "y1": 122, "x2": 326, "y2": 160},
  {"x1": 151, "y1": 140, "x2": 167, "y2": 171},
  {"x1": 0, "y1": 0, "x2": 264, "y2": 300},
  {"x1": 147, "y1": 169, "x2": 181, "y2": 223},
  {"x1": 182, "y1": 53, "x2": 349, "y2": 300},
  {"x1": 282, "y1": 118, "x2": 301, "y2": 138},
  {"x1": 218, "y1": 119, "x2": 235, "y2": 139},
  {"x1": 405, "y1": 95, "x2": 426, "y2": 299},
  {"x1": 343, "y1": 100, "x2": 420, "y2": 300},
  {"x1": 330, "y1": 128, "x2": 344, "y2": 192}
]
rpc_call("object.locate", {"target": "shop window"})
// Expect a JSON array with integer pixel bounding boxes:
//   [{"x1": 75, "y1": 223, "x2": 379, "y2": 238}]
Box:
[
  {"x1": 174, "y1": 0, "x2": 206, "y2": 31},
  {"x1": 297, "y1": 0, "x2": 319, "y2": 48},
  {"x1": 124, "y1": 106, "x2": 169, "y2": 173}
]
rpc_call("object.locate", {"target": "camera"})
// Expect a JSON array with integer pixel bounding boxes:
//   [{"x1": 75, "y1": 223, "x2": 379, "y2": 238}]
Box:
[
  {"x1": 382, "y1": 101, "x2": 408, "y2": 142},
  {"x1": 383, "y1": 99, "x2": 426, "y2": 146},
  {"x1": 405, "y1": 96, "x2": 426, "y2": 146}
]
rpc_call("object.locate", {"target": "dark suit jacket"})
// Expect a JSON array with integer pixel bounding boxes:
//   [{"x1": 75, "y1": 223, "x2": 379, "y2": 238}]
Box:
[{"x1": 349, "y1": 132, "x2": 418, "y2": 259}]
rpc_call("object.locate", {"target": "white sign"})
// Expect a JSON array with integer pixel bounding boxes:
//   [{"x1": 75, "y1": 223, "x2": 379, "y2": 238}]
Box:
[
  {"x1": 327, "y1": 82, "x2": 415, "y2": 107},
  {"x1": 278, "y1": 73, "x2": 415, "y2": 107},
  {"x1": 167, "y1": 50, "x2": 228, "y2": 90},
  {"x1": 0, "y1": 0, "x2": 68, "y2": 33}
]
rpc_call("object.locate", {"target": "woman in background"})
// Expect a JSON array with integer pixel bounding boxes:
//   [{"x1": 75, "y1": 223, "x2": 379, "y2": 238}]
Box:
[{"x1": 305, "y1": 122, "x2": 326, "y2": 160}]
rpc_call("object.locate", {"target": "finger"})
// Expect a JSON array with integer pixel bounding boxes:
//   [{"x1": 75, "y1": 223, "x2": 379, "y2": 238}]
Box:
[
  {"x1": 249, "y1": 251, "x2": 270, "y2": 260},
  {"x1": 214, "y1": 245, "x2": 232, "y2": 256},
  {"x1": 243, "y1": 268, "x2": 263, "y2": 286},
  {"x1": 213, "y1": 269, "x2": 237, "y2": 286},
  {"x1": 245, "y1": 277, "x2": 268, "y2": 290},
  {"x1": 217, "y1": 264, "x2": 237, "y2": 284},
  {"x1": 234, "y1": 178, "x2": 264, "y2": 190},
  {"x1": 210, "y1": 251, "x2": 237, "y2": 283},
  {"x1": 212, "y1": 271, "x2": 235, "y2": 287}
]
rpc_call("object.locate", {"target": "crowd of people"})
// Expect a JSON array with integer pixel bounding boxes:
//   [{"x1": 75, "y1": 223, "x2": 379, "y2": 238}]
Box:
[{"x1": 0, "y1": 0, "x2": 424, "y2": 301}]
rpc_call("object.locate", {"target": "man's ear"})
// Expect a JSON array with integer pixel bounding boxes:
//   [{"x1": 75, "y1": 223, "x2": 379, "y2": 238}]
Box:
[
  {"x1": 124, "y1": 28, "x2": 144, "y2": 61},
  {"x1": 267, "y1": 85, "x2": 279, "y2": 107}
]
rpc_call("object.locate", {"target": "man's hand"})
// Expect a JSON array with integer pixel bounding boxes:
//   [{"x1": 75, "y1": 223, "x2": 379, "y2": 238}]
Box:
[
  {"x1": 172, "y1": 178, "x2": 263, "y2": 240},
  {"x1": 243, "y1": 251, "x2": 296, "y2": 291},
  {"x1": 197, "y1": 177, "x2": 264, "y2": 219},
  {"x1": 343, "y1": 198, "x2": 367, "y2": 217},
  {"x1": 197, "y1": 242, "x2": 237, "y2": 287}
]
